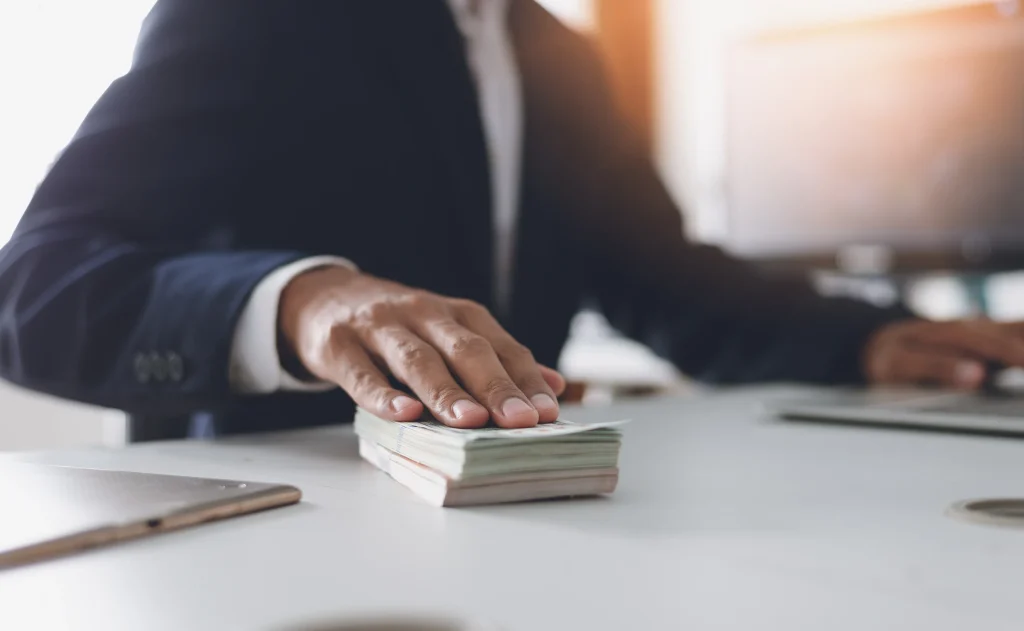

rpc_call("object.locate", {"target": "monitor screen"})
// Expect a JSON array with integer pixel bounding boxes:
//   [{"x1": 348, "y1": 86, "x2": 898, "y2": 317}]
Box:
[{"x1": 727, "y1": 3, "x2": 1024, "y2": 271}]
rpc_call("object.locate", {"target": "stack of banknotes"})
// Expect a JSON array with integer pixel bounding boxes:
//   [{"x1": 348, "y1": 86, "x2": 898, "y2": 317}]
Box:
[{"x1": 355, "y1": 408, "x2": 626, "y2": 507}]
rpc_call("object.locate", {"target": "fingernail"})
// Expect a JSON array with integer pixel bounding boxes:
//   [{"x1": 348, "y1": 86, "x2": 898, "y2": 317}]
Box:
[
  {"x1": 956, "y1": 362, "x2": 984, "y2": 386},
  {"x1": 391, "y1": 395, "x2": 419, "y2": 414},
  {"x1": 452, "y1": 399, "x2": 483, "y2": 421},
  {"x1": 530, "y1": 393, "x2": 558, "y2": 415},
  {"x1": 501, "y1": 397, "x2": 535, "y2": 420}
]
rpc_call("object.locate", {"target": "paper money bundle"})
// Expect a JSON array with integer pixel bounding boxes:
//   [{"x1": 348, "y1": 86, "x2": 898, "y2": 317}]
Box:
[{"x1": 355, "y1": 408, "x2": 625, "y2": 507}]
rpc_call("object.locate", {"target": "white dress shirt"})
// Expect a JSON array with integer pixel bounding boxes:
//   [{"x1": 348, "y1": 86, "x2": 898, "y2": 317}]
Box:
[{"x1": 229, "y1": 0, "x2": 523, "y2": 393}]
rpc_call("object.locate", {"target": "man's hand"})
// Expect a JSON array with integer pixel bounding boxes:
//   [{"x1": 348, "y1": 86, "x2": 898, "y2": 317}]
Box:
[
  {"x1": 279, "y1": 266, "x2": 565, "y2": 428},
  {"x1": 863, "y1": 319, "x2": 1024, "y2": 389}
]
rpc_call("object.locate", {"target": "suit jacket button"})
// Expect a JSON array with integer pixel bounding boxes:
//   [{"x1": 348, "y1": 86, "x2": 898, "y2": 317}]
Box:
[
  {"x1": 167, "y1": 352, "x2": 184, "y2": 382},
  {"x1": 150, "y1": 351, "x2": 168, "y2": 382},
  {"x1": 134, "y1": 353, "x2": 151, "y2": 384}
]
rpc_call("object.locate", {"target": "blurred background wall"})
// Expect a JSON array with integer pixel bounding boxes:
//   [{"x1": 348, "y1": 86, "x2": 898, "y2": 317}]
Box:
[{"x1": 2, "y1": 0, "x2": 1023, "y2": 449}]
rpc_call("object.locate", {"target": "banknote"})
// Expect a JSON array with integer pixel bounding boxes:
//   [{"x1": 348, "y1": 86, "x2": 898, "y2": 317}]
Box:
[
  {"x1": 354, "y1": 409, "x2": 627, "y2": 480},
  {"x1": 388, "y1": 417, "x2": 628, "y2": 442}
]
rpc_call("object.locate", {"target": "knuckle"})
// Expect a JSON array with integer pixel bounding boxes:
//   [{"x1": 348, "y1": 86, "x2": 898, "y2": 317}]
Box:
[
  {"x1": 400, "y1": 291, "x2": 440, "y2": 312},
  {"x1": 426, "y1": 383, "x2": 464, "y2": 409},
  {"x1": 374, "y1": 324, "x2": 407, "y2": 344},
  {"x1": 449, "y1": 334, "x2": 491, "y2": 359},
  {"x1": 354, "y1": 301, "x2": 394, "y2": 325},
  {"x1": 394, "y1": 339, "x2": 430, "y2": 369},
  {"x1": 431, "y1": 318, "x2": 464, "y2": 338},
  {"x1": 349, "y1": 368, "x2": 380, "y2": 394},
  {"x1": 482, "y1": 377, "x2": 519, "y2": 400}
]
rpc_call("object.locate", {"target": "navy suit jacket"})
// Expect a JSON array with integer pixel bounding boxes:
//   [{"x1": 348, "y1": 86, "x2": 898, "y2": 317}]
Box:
[{"x1": 0, "y1": 0, "x2": 906, "y2": 437}]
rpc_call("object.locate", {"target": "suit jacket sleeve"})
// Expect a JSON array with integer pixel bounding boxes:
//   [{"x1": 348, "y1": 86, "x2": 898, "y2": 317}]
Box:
[
  {"x1": 549, "y1": 24, "x2": 913, "y2": 385},
  {"x1": 0, "y1": 1, "x2": 310, "y2": 414}
]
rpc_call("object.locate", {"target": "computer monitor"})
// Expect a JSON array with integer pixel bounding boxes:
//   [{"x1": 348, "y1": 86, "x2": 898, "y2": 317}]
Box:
[{"x1": 726, "y1": 2, "x2": 1024, "y2": 273}]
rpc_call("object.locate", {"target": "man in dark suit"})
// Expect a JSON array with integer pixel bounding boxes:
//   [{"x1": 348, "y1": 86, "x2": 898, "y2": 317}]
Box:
[{"x1": 2, "y1": 0, "x2": 1023, "y2": 438}]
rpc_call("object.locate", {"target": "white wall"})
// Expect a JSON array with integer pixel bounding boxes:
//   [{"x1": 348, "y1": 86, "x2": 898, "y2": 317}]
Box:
[{"x1": 0, "y1": 1, "x2": 156, "y2": 240}]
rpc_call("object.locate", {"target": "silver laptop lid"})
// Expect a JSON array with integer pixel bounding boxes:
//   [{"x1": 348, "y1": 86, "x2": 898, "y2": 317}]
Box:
[{"x1": 0, "y1": 463, "x2": 300, "y2": 569}]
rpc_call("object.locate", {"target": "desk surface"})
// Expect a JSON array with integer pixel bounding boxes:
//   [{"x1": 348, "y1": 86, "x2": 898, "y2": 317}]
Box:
[{"x1": 3, "y1": 386, "x2": 1024, "y2": 631}]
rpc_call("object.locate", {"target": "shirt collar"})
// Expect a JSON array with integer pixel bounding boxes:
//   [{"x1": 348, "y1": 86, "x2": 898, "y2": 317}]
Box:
[{"x1": 446, "y1": 0, "x2": 509, "y2": 38}]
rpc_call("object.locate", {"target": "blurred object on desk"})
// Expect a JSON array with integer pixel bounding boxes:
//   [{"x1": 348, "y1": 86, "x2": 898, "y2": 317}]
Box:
[{"x1": 559, "y1": 311, "x2": 697, "y2": 406}]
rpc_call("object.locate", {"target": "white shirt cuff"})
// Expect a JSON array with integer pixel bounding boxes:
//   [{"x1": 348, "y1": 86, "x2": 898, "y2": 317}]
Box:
[{"x1": 229, "y1": 256, "x2": 357, "y2": 394}]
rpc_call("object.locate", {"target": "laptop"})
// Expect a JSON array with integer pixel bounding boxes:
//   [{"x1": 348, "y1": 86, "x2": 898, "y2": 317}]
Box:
[
  {"x1": 0, "y1": 463, "x2": 301, "y2": 569},
  {"x1": 775, "y1": 382, "x2": 1024, "y2": 437}
]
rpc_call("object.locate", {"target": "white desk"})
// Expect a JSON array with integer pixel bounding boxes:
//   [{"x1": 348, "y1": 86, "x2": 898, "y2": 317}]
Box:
[{"x1": 3, "y1": 386, "x2": 1024, "y2": 631}]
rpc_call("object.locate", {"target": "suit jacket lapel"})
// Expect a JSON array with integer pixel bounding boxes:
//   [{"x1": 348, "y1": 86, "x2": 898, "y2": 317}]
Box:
[{"x1": 367, "y1": 1, "x2": 495, "y2": 308}]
